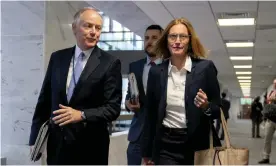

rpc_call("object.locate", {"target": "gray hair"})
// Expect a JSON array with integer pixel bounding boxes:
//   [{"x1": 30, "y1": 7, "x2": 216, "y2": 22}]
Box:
[{"x1": 72, "y1": 7, "x2": 103, "y2": 25}]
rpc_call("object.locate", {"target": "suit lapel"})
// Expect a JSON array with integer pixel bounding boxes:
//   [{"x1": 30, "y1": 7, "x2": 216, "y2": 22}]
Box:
[
  {"x1": 160, "y1": 60, "x2": 169, "y2": 112},
  {"x1": 60, "y1": 46, "x2": 75, "y2": 104},
  {"x1": 137, "y1": 58, "x2": 146, "y2": 98},
  {"x1": 185, "y1": 58, "x2": 197, "y2": 96},
  {"x1": 69, "y1": 46, "x2": 100, "y2": 104}
]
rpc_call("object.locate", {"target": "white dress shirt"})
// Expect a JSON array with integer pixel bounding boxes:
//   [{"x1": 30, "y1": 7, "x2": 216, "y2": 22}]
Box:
[
  {"x1": 142, "y1": 56, "x2": 162, "y2": 94},
  {"x1": 162, "y1": 56, "x2": 192, "y2": 128},
  {"x1": 66, "y1": 45, "x2": 94, "y2": 94}
]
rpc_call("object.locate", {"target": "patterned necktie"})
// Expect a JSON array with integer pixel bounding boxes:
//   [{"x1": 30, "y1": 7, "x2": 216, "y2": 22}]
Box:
[{"x1": 67, "y1": 52, "x2": 85, "y2": 101}]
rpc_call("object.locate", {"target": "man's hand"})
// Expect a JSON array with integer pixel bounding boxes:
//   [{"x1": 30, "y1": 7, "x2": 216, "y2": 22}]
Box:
[
  {"x1": 194, "y1": 89, "x2": 209, "y2": 110},
  {"x1": 52, "y1": 104, "x2": 82, "y2": 126},
  {"x1": 142, "y1": 157, "x2": 154, "y2": 165},
  {"x1": 126, "y1": 99, "x2": 140, "y2": 112}
]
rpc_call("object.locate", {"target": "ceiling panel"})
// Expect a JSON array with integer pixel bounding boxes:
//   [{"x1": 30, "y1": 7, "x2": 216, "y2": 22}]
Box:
[
  {"x1": 220, "y1": 26, "x2": 255, "y2": 41},
  {"x1": 133, "y1": 1, "x2": 173, "y2": 28},
  {"x1": 258, "y1": 1, "x2": 276, "y2": 12},
  {"x1": 258, "y1": 1, "x2": 276, "y2": 25},
  {"x1": 86, "y1": 1, "x2": 155, "y2": 37},
  {"x1": 227, "y1": 48, "x2": 254, "y2": 55},
  {"x1": 258, "y1": 12, "x2": 276, "y2": 25},
  {"x1": 257, "y1": 2, "x2": 276, "y2": 26},
  {"x1": 254, "y1": 55, "x2": 276, "y2": 66},
  {"x1": 255, "y1": 48, "x2": 276, "y2": 57},
  {"x1": 255, "y1": 29, "x2": 276, "y2": 42},
  {"x1": 210, "y1": 1, "x2": 257, "y2": 13}
]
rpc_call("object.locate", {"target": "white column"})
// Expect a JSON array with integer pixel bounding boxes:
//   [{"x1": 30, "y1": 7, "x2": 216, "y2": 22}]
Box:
[{"x1": 1, "y1": 1, "x2": 45, "y2": 164}]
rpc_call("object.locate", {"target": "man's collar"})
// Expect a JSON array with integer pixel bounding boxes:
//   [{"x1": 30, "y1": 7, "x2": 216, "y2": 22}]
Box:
[
  {"x1": 146, "y1": 55, "x2": 162, "y2": 65},
  {"x1": 75, "y1": 44, "x2": 94, "y2": 58}
]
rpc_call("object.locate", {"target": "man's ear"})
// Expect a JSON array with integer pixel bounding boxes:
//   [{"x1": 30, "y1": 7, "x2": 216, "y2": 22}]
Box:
[{"x1": 72, "y1": 23, "x2": 76, "y2": 35}]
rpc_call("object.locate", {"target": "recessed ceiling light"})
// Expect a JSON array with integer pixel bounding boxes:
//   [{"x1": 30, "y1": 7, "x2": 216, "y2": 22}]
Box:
[
  {"x1": 239, "y1": 80, "x2": 251, "y2": 83},
  {"x1": 234, "y1": 65, "x2": 252, "y2": 68},
  {"x1": 230, "y1": 56, "x2": 252, "y2": 60},
  {"x1": 226, "y1": 42, "x2": 254, "y2": 47},
  {"x1": 236, "y1": 71, "x2": 252, "y2": 75},
  {"x1": 238, "y1": 76, "x2": 252, "y2": 79},
  {"x1": 218, "y1": 18, "x2": 255, "y2": 26}
]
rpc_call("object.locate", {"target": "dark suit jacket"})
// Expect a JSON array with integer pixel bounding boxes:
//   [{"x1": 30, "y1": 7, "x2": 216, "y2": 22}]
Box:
[
  {"x1": 29, "y1": 45, "x2": 122, "y2": 164},
  {"x1": 250, "y1": 101, "x2": 263, "y2": 121},
  {"x1": 221, "y1": 98, "x2": 231, "y2": 119},
  {"x1": 125, "y1": 58, "x2": 147, "y2": 142},
  {"x1": 141, "y1": 58, "x2": 222, "y2": 162}
]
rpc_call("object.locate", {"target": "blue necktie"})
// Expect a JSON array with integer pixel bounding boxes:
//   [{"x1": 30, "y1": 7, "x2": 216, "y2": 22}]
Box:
[{"x1": 67, "y1": 52, "x2": 85, "y2": 101}]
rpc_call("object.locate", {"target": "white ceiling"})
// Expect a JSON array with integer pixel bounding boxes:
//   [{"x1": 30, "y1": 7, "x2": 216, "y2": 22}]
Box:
[{"x1": 49, "y1": 1, "x2": 276, "y2": 98}]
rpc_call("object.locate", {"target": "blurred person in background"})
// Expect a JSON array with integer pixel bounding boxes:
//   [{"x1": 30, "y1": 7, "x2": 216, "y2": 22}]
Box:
[
  {"x1": 125, "y1": 24, "x2": 163, "y2": 165},
  {"x1": 250, "y1": 96, "x2": 263, "y2": 138},
  {"x1": 141, "y1": 17, "x2": 221, "y2": 165},
  {"x1": 259, "y1": 78, "x2": 276, "y2": 164},
  {"x1": 216, "y1": 92, "x2": 231, "y2": 140}
]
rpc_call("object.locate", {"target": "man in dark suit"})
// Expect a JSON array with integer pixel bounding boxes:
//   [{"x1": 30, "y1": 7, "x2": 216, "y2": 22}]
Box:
[
  {"x1": 125, "y1": 25, "x2": 163, "y2": 165},
  {"x1": 216, "y1": 92, "x2": 231, "y2": 140},
  {"x1": 29, "y1": 7, "x2": 122, "y2": 165},
  {"x1": 250, "y1": 96, "x2": 263, "y2": 138}
]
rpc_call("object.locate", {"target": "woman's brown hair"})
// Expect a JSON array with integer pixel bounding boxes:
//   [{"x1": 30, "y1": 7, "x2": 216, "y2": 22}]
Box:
[{"x1": 153, "y1": 17, "x2": 206, "y2": 59}]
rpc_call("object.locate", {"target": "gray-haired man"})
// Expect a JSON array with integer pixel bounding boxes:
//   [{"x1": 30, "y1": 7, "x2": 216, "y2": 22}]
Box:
[{"x1": 29, "y1": 7, "x2": 122, "y2": 164}]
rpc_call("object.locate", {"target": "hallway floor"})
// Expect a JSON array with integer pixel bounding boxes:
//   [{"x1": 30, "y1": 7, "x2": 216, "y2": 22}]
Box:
[
  {"x1": 225, "y1": 119, "x2": 276, "y2": 165},
  {"x1": 108, "y1": 119, "x2": 276, "y2": 165}
]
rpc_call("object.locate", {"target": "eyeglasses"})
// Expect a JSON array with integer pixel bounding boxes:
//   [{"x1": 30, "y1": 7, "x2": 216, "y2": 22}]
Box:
[{"x1": 168, "y1": 34, "x2": 190, "y2": 42}]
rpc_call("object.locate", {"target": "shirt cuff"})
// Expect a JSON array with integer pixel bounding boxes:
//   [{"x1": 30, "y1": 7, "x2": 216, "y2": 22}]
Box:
[{"x1": 203, "y1": 103, "x2": 212, "y2": 116}]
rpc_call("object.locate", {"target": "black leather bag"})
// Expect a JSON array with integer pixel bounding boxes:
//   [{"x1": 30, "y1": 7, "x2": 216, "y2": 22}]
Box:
[{"x1": 262, "y1": 104, "x2": 276, "y2": 123}]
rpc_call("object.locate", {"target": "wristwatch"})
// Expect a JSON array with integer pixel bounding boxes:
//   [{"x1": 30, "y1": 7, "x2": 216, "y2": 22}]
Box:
[{"x1": 81, "y1": 111, "x2": 86, "y2": 120}]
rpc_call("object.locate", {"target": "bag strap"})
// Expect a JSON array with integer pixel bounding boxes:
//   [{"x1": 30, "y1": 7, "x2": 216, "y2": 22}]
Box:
[
  {"x1": 220, "y1": 108, "x2": 231, "y2": 148},
  {"x1": 209, "y1": 108, "x2": 231, "y2": 148},
  {"x1": 209, "y1": 121, "x2": 214, "y2": 149}
]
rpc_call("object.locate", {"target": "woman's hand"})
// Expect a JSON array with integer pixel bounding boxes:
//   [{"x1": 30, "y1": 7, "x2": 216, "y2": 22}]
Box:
[{"x1": 194, "y1": 89, "x2": 209, "y2": 110}]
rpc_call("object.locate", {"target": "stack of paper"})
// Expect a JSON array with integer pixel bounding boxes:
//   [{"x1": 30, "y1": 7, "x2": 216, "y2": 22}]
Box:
[
  {"x1": 30, "y1": 120, "x2": 50, "y2": 162},
  {"x1": 128, "y1": 73, "x2": 139, "y2": 104}
]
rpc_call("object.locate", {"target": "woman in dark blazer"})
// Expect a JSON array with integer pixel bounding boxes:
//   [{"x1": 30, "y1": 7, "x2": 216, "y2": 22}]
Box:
[{"x1": 141, "y1": 18, "x2": 222, "y2": 165}]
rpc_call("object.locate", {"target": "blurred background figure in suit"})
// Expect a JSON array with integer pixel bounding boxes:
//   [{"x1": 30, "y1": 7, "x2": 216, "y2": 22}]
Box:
[
  {"x1": 125, "y1": 24, "x2": 163, "y2": 165},
  {"x1": 216, "y1": 92, "x2": 231, "y2": 140},
  {"x1": 250, "y1": 96, "x2": 263, "y2": 138}
]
